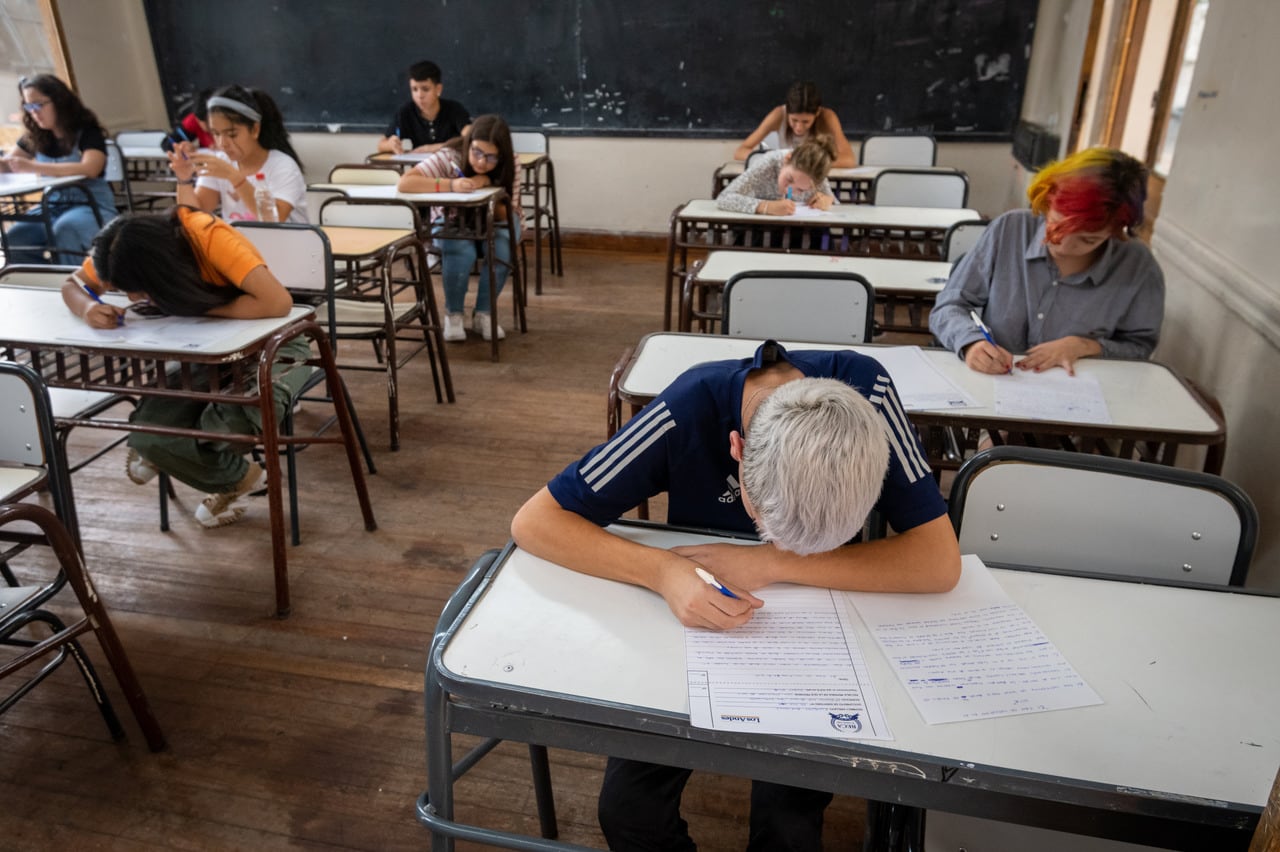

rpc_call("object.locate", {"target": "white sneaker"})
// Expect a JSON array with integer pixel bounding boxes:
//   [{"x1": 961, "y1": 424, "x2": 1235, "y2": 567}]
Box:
[
  {"x1": 443, "y1": 313, "x2": 466, "y2": 342},
  {"x1": 194, "y1": 465, "x2": 268, "y2": 529},
  {"x1": 472, "y1": 311, "x2": 505, "y2": 341},
  {"x1": 125, "y1": 448, "x2": 159, "y2": 485}
]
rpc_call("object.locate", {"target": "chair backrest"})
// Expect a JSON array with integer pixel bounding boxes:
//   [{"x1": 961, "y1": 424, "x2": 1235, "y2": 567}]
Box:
[
  {"x1": 759, "y1": 130, "x2": 781, "y2": 151},
  {"x1": 511, "y1": 131, "x2": 549, "y2": 154},
  {"x1": 721, "y1": 271, "x2": 875, "y2": 344},
  {"x1": 114, "y1": 130, "x2": 168, "y2": 149},
  {"x1": 231, "y1": 222, "x2": 333, "y2": 295},
  {"x1": 871, "y1": 169, "x2": 969, "y2": 208},
  {"x1": 943, "y1": 219, "x2": 989, "y2": 263},
  {"x1": 860, "y1": 134, "x2": 938, "y2": 166},
  {"x1": 0, "y1": 362, "x2": 76, "y2": 529},
  {"x1": 0, "y1": 264, "x2": 79, "y2": 289},
  {"x1": 319, "y1": 197, "x2": 420, "y2": 231},
  {"x1": 327, "y1": 163, "x2": 402, "y2": 185},
  {"x1": 103, "y1": 139, "x2": 126, "y2": 182},
  {"x1": 949, "y1": 446, "x2": 1258, "y2": 586}
]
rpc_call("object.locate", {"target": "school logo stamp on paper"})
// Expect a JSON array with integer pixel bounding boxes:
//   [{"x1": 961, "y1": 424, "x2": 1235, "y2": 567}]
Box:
[{"x1": 829, "y1": 712, "x2": 863, "y2": 734}]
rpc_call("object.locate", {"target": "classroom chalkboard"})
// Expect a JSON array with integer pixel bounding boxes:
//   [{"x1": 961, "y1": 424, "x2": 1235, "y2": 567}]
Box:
[{"x1": 142, "y1": 0, "x2": 1036, "y2": 140}]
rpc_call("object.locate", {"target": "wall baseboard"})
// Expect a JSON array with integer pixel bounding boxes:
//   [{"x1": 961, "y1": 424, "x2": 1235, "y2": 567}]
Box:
[
  {"x1": 558, "y1": 230, "x2": 668, "y2": 254},
  {"x1": 1152, "y1": 219, "x2": 1280, "y2": 351}
]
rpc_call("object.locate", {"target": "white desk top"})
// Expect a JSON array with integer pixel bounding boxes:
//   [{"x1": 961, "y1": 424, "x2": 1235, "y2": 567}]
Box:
[
  {"x1": 308, "y1": 182, "x2": 503, "y2": 205},
  {"x1": 0, "y1": 286, "x2": 312, "y2": 357},
  {"x1": 694, "y1": 250, "x2": 952, "y2": 295},
  {"x1": 618, "y1": 333, "x2": 1221, "y2": 436},
  {"x1": 441, "y1": 525, "x2": 1280, "y2": 809},
  {"x1": 678, "y1": 198, "x2": 980, "y2": 229},
  {"x1": 383, "y1": 151, "x2": 546, "y2": 166},
  {"x1": 0, "y1": 173, "x2": 83, "y2": 197}
]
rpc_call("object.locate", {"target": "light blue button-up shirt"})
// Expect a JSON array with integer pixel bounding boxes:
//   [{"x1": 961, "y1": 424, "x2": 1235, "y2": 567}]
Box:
[{"x1": 929, "y1": 209, "x2": 1164, "y2": 360}]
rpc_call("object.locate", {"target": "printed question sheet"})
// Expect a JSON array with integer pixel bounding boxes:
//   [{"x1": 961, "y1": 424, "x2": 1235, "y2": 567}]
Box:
[{"x1": 685, "y1": 584, "x2": 892, "y2": 740}]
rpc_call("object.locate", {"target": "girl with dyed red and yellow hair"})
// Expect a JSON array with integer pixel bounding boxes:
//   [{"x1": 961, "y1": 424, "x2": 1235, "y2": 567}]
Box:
[{"x1": 929, "y1": 147, "x2": 1164, "y2": 375}]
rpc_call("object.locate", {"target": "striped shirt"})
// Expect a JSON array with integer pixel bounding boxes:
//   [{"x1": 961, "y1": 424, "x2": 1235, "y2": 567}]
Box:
[{"x1": 548, "y1": 342, "x2": 944, "y2": 537}]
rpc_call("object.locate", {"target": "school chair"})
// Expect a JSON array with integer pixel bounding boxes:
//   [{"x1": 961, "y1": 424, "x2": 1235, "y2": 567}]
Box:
[
  {"x1": 0, "y1": 362, "x2": 80, "y2": 549},
  {"x1": 721, "y1": 270, "x2": 876, "y2": 344},
  {"x1": 859, "y1": 133, "x2": 938, "y2": 166},
  {"x1": 0, "y1": 266, "x2": 138, "y2": 476},
  {"x1": 229, "y1": 222, "x2": 376, "y2": 545},
  {"x1": 913, "y1": 445, "x2": 1260, "y2": 852},
  {"x1": 327, "y1": 163, "x2": 402, "y2": 185},
  {"x1": 948, "y1": 445, "x2": 1257, "y2": 585},
  {"x1": 871, "y1": 169, "x2": 970, "y2": 209},
  {"x1": 103, "y1": 138, "x2": 135, "y2": 212},
  {"x1": 0, "y1": 502, "x2": 167, "y2": 751},
  {"x1": 316, "y1": 197, "x2": 455, "y2": 450},
  {"x1": 113, "y1": 129, "x2": 177, "y2": 209},
  {"x1": 942, "y1": 218, "x2": 989, "y2": 263},
  {"x1": 511, "y1": 130, "x2": 563, "y2": 295}
]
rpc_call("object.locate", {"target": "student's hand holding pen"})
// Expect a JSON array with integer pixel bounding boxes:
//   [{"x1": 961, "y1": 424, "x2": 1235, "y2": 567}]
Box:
[
  {"x1": 656, "y1": 552, "x2": 762, "y2": 630},
  {"x1": 964, "y1": 339, "x2": 1014, "y2": 374},
  {"x1": 167, "y1": 145, "x2": 197, "y2": 182}
]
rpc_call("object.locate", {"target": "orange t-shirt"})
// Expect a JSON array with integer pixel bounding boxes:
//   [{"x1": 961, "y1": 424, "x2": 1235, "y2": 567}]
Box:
[{"x1": 78, "y1": 207, "x2": 265, "y2": 290}]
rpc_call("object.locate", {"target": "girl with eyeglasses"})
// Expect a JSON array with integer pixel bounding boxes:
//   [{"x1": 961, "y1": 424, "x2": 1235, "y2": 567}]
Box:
[
  {"x1": 0, "y1": 74, "x2": 117, "y2": 263},
  {"x1": 167, "y1": 84, "x2": 308, "y2": 223},
  {"x1": 397, "y1": 114, "x2": 520, "y2": 342}
]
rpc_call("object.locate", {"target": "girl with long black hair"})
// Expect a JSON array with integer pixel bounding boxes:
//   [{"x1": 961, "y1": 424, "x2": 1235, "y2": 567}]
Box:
[{"x1": 168, "y1": 84, "x2": 309, "y2": 223}]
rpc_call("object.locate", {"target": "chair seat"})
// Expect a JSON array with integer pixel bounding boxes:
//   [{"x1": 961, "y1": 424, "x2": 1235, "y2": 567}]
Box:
[
  {"x1": 318, "y1": 298, "x2": 421, "y2": 326},
  {"x1": 0, "y1": 466, "x2": 43, "y2": 502},
  {"x1": 0, "y1": 583, "x2": 43, "y2": 615},
  {"x1": 47, "y1": 388, "x2": 123, "y2": 418}
]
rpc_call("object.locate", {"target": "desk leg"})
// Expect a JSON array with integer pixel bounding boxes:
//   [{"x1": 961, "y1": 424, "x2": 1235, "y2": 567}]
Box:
[{"x1": 663, "y1": 219, "x2": 681, "y2": 331}]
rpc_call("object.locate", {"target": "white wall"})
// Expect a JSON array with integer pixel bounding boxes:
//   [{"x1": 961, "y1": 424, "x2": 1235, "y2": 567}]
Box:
[
  {"x1": 1150, "y1": 1, "x2": 1280, "y2": 587},
  {"x1": 1021, "y1": 0, "x2": 1095, "y2": 157},
  {"x1": 57, "y1": 0, "x2": 167, "y2": 133}
]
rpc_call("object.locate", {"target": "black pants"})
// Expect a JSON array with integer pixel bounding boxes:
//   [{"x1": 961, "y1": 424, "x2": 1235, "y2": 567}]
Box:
[{"x1": 598, "y1": 757, "x2": 833, "y2": 851}]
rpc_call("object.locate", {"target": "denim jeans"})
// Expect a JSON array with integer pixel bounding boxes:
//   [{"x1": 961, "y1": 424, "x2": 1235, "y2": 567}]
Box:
[
  {"x1": 434, "y1": 221, "x2": 520, "y2": 315},
  {"x1": 5, "y1": 202, "x2": 109, "y2": 264}
]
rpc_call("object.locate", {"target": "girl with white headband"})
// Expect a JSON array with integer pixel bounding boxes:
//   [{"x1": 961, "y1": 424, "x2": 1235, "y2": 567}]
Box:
[{"x1": 168, "y1": 84, "x2": 308, "y2": 223}]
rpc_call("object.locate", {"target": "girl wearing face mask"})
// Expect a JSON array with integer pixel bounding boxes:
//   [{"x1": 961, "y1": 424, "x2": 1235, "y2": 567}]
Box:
[
  {"x1": 168, "y1": 84, "x2": 308, "y2": 224},
  {"x1": 0, "y1": 74, "x2": 117, "y2": 263},
  {"x1": 397, "y1": 114, "x2": 521, "y2": 343},
  {"x1": 735, "y1": 81, "x2": 855, "y2": 168}
]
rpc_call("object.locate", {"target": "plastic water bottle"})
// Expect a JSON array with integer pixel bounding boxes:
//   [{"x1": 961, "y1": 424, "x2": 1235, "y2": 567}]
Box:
[{"x1": 254, "y1": 173, "x2": 278, "y2": 222}]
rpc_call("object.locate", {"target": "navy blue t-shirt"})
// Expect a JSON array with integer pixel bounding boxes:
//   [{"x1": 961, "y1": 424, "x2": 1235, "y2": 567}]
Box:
[{"x1": 548, "y1": 342, "x2": 945, "y2": 538}]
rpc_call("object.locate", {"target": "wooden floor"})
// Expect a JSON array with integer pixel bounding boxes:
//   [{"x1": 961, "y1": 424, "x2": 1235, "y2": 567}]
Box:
[{"x1": 1, "y1": 247, "x2": 871, "y2": 850}]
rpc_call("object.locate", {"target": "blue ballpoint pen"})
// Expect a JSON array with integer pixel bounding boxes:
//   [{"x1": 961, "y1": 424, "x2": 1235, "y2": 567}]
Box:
[
  {"x1": 970, "y1": 309, "x2": 1011, "y2": 373},
  {"x1": 83, "y1": 284, "x2": 123, "y2": 327},
  {"x1": 694, "y1": 566, "x2": 741, "y2": 601}
]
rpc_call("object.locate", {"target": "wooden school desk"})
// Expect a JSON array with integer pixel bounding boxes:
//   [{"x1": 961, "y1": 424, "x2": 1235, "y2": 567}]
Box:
[
  {"x1": 371, "y1": 150, "x2": 563, "y2": 295},
  {"x1": 320, "y1": 224, "x2": 455, "y2": 450},
  {"x1": 663, "y1": 200, "x2": 980, "y2": 329},
  {"x1": 711, "y1": 161, "x2": 963, "y2": 204},
  {"x1": 417, "y1": 522, "x2": 1279, "y2": 851},
  {"x1": 307, "y1": 182, "x2": 525, "y2": 362},
  {"x1": 613, "y1": 333, "x2": 1226, "y2": 473},
  {"x1": 0, "y1": 285, "x2": 376, "y2": 616},
  {"x1": 681, "y1": 250, "x2": 953, "y2": 334}
]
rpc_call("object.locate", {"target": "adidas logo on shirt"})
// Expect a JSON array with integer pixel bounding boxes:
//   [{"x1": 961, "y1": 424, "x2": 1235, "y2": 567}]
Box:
[{"x1": 719, "y1": 475, "x2": 741, "y2": 504}]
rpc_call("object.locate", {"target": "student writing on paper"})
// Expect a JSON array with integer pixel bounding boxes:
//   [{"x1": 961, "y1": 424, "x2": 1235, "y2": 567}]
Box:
[
  {"x1": 375, "y1": 60, "x2": 472, "y2": 155},
  {"x1": 167, "y1": 85, "x2": 309, "y2": 224},
  {"x1": 734, "y1": 80, "x2": 856, "y2": 167},
  {"x1": 0, "y1": 74, "x2": 117, "y2": 264},
  {"x1": 397, "y1": 114, "x2": 521, "y2": 343},
  {"x1": 59, "y1": 208, "x2": 310, "y2": 529},
  {"x1": 929, "y1": 147, "x2": 1164, "y2": 375},
  {"x1": 511, "y1": 341, "x2": 959, "y2": 852},
  {"x1": 716, "y1": 134, "x2": 838, "y2": 216}
]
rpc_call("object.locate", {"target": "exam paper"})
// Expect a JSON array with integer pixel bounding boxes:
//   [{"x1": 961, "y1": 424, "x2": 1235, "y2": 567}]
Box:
[
  {"x1": 685, "y1": 584, "x2": 892, "y2": 740},
  {"x1": 847, "y1": 556, "x2": 1102, "y2": 724},
  {"x1": 868, "y1": 346, "x2": 978, "y2": 411},
  {"x1": 56, "y1": 315, "x2": 252, "y2": 350},
  {"x1": 992, "y1": 370, "x2": 1112, "y2": 424},
  {"x1": 791, "y1": 203, "x2": 834, "y2": 217}
]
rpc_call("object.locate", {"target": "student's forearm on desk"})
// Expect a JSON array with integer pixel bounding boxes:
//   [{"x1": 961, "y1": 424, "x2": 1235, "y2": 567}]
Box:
[
  {"x1": 672, "y1": 515, "x2": 962, "y2": 594},
  {"x1": 511, "y1": 487, "x2": 761, "y2": 629}
]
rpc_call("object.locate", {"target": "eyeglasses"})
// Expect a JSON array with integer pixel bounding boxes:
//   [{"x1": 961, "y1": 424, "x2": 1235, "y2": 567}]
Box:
[
  {"x1": 22, "y1": 101, "x2": 50, "y2": 113},
  {"x1": 469, "y1": 145, "x2": 500, "y2": 165}
]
